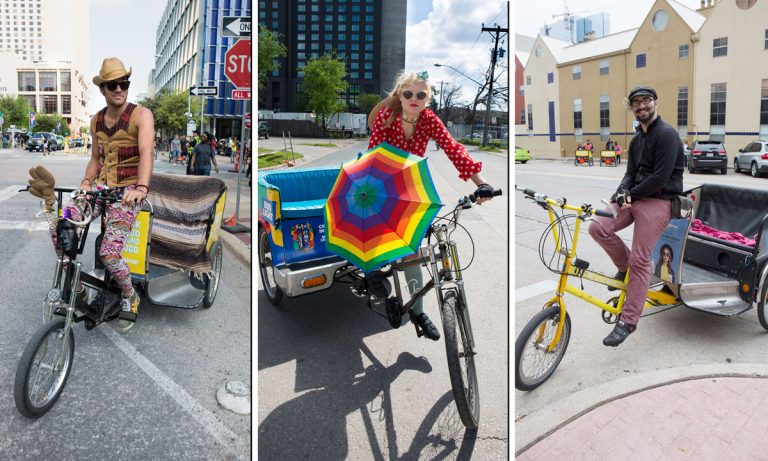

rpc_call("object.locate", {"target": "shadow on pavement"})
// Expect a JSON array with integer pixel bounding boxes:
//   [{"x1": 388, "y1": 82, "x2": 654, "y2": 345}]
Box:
[{"x1": 258, "y1": 285, "x2": 477, "y2": 459}]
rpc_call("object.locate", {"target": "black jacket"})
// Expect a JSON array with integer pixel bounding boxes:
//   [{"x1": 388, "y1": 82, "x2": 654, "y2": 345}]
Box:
[{"x1": 620, "y1": 116, "x2": 683, "y2": 200}]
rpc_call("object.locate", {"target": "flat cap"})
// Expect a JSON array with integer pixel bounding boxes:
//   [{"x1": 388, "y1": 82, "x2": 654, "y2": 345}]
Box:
[{"x1": 628, "y1": 86, "x2": 657, "y2": 101}]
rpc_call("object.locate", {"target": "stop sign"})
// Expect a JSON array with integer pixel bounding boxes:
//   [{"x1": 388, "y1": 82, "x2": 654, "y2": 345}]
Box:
[
  {"x1": 225, "y1": 39, "x2": 251, "y2": 89},
  {"x1": 245, "y1": 113, "x2": 251, "y2": 129}
]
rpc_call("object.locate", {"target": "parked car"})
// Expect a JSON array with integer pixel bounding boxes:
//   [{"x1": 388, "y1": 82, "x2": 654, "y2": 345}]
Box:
[
  {"x1": 515, "y1": 146, "x2": 531, "y2": 164},
  {"x1": 69, "y1": 137, "x2": 85, "y2": 148},
  {"x1": 688, "y1": 140, "x2": 727, "y2": 174},
  {"x1": 26, "y1": 132, "x2": 55, "y2": 152},
  {"x1": 258, "y1": 121, "x2": 270, "y2": 139},
  {"x1": 734, "y1": 141, "x2": 768, "y2": 178}
]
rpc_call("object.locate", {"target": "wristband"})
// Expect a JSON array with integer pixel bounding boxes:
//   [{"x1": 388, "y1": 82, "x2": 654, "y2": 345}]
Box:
[{"x1": 135, "y1": 184, "x2": 149, "y2": 194}]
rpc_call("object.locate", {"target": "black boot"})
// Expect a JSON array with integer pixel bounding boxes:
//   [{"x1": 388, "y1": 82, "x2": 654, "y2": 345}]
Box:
[
  {"x1": 607, "y1": 271, "x2": 627, "y2": 291},
  {"x1": 412, "y1": 312, "x2": 440, "y2": 341},
  {"x1": 603, "y1": 319, "x2": 636, "y2": 347}
]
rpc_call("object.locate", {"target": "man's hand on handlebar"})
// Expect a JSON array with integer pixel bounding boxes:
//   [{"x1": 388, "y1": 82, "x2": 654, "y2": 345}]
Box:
[{"x1": 122, "y1": 187, "x2": 146, "y2": 206}]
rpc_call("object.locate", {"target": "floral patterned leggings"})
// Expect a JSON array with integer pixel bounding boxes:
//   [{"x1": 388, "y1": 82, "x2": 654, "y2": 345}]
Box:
[{"x1": 50, "y1": 186, "x2": 140, "y2": 297}]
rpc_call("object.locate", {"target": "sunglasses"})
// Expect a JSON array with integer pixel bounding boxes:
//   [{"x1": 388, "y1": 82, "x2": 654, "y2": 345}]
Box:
[
  {"x1": 401, "y1": 90, "x2": 427, "y2": 101},
  {"x1": 103, "y1": 80, "x2": 130, "y2": 91}
]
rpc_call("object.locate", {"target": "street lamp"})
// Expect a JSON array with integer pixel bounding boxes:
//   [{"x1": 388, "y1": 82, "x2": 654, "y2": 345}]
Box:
[{"x1": 433, "y1": 63, "x2": 484, "y2": 87}]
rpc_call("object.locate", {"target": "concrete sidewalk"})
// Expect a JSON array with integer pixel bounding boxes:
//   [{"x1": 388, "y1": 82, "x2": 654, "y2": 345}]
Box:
[{"x1": 516, "y1": 365, "x2": 768, "y2": 459}]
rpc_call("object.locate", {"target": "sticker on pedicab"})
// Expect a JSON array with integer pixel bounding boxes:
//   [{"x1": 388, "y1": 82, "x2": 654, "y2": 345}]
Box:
[
  {"x1": 291, "y1": 222, "x2": 316, "y2": 251},
  {"x1": 262, "y1": 199, "x2": 276, "y2": 226},
  {"x1": 318, "y1": 223, "x2": 326, "y2": 243},
  {"x1": 651, "y1": 218, "x2": 688, "y2": 285}
]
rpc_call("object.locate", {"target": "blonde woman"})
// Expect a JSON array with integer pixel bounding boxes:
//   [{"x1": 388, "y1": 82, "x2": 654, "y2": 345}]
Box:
[{"x1": 366, "y1": 70, "x2": 497, "y2": 341}]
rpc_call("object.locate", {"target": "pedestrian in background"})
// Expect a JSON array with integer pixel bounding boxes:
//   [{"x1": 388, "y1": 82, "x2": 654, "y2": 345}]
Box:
[
  {"x1": 190, "y1": 132, "x2": 219, "y2": 176},
  {"x1": 170, "y1": 134, "x2": 180, "y2": 164},
  {"x1": 180, "y1": 136, "x2": 189, "y2": 165}
]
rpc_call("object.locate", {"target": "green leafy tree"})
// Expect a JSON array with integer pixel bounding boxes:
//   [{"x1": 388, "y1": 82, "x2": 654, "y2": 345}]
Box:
[
  {"x1": 0, "y1": 95, "x2": 31, "y2": 128},
  {"x1": 302, "y1": 53, "x2": 347, "y2": 136},
  {"x1": 151, "y1": 90, "x2": 204, "y2": 137},
  {"x1": 258, "y1": 26, "x2": 287, "y2": 90},
  {"x1": 33, "y1": 114, "x2": 69, "y2": 136},
  {"x1": 359, "y1": 93, "x2": 380, "y2": 118}
]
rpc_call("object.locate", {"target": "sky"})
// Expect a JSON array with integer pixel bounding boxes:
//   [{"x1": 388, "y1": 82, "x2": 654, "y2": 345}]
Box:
[
  {"x1": 88, "y1": 0, "x2": 167, "y2": 115},
  {"x1": 515, "y1": 0, "x2": 705, "y2": 40},
  {"x1": 405, "y1": 0, "x2": 509, "y2": 108}
]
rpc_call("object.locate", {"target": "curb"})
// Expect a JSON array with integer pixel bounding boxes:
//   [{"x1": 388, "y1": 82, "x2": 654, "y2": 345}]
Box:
[
  {"x1": 516, "y1": 363, "x2": 768, "y2": 455},
  {"x1": 220, "y1": 230, "x2": 251, "y2": 268}
]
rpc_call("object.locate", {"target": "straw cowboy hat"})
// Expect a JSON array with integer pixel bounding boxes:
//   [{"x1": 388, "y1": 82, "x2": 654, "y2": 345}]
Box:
[{"x1": 92, "y1": 57, "x2": 132, "y2": 86}]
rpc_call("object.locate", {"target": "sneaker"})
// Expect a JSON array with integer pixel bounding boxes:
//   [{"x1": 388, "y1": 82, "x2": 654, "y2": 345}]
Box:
[
  {"x1": 412, "y1": 312, "x2": 441, "y2": 341},
  {"x1": 602, "y1": 319, "x2": 636, "y2": 347},
  {"x1": 607, "y1": 271, "x2": 627, "y2": 291},
  {"x1": 116, "y1": 291, "x2": 140, "y2": 332}
]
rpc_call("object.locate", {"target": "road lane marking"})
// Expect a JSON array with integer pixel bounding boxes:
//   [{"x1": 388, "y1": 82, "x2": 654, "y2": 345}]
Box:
[
  {"x1": 0, "y1": 220, "x2": 49, "y2": 231},
  {"x1": 515, "y1": 280, "x2": 557, "y2": 303},
  {"x1": 0, "y1": 185, "x2": 23, "y2": 203},
  {"x1": 101, "y1": 327, "x2": 250, "y2": 460}
]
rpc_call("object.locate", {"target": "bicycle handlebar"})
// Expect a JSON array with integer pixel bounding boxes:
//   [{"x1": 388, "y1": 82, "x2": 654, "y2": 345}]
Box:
[{"x1": 516, "y1": 185, "x2": 616, "y2": 219}]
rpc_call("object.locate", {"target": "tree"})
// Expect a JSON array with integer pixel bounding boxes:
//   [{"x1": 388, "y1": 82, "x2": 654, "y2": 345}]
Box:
[
  {"x1": 0, "y1": 95, "x2": 31, "y2": 128},
  {"x1": 302, "y1": 53, "x2": 347, "y2": 136},
  {"x1": 33, "y1": 114, "x2": 69, "y2": 136},
  {"x1": 150, "y1": 90, "x2": 205, "y2": 137},
  {"x1": 439, "y1": 84, "x2": 463, "y2": 122},
  {"x1": 258, "y1": 26, "x2": 287, "y2": 91},
  {"x1": 359, "y1": 93, "x2": 380, "y2": 118}
]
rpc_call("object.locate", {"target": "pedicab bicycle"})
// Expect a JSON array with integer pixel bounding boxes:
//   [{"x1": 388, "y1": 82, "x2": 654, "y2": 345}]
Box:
[
  {"x1": 258, "y1": 142, "x2": 501, "y2": 429},
  {"x1": 574, "y1": 148, "x2": 594, "y2": 166},
  {"x1": 599, "y1": 149, "x2": 619, "y2": 167},
  {"x1": 515, "y1": 180, "x2": 768, "y2": 391},
  {"x1": 14, "y1": 167, "x2": 226, "y2": 417}
]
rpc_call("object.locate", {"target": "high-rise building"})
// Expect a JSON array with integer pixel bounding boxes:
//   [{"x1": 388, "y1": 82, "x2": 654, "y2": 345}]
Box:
[
  {"x1": 257, "y1": 0, "x2": 407, "y2": 113},
  {"x1": 541, "y1": 12, "x2": 610, "y2": 43},
  {"x1": 150, "y1": 0, "x2": 252, "y2": 139},
  {"x1": 0, "y1": 0, "x2": 90, "y2": 133}
]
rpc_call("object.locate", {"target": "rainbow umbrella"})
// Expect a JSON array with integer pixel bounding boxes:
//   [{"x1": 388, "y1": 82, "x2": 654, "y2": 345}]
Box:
[{"x1": 324, "y1": 142, "x2": 443, "y2": 273}]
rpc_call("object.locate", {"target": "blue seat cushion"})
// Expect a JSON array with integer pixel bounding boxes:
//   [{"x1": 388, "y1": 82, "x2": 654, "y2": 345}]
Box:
[
  {"x1": 282, "y1": 198, "x2": 328, "y2": 219},
  {"x1": 263, "y1": 167, "x2": 340, "y2": 203}
]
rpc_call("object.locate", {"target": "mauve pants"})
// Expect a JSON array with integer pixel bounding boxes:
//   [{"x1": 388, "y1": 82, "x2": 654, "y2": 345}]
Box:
[{"x1": 588, "y1": 197, "x2": 671, "y2": 325}]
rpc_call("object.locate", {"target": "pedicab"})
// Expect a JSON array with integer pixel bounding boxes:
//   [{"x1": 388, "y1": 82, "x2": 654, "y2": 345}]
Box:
[
  {"x1": 574, "y1": 149, "x2": 593, "y2": 166},
  {"x1": 258, "y1": 142, "x2": 502, "y2": 429},
  {"x1": 515, "y1": 182, "x2": 768, "y2": 391},
  {"x1": 14, "y1": 172, "x2": 227, "y2": 417},
  {"x1": 599, "y1": 150, "x2": 619, "y2": 167}
]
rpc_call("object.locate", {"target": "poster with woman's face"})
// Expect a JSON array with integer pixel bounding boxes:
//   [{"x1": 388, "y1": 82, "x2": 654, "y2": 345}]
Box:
[{"x1": 651, "y1": 218, "x2": 690, "y2": 285}]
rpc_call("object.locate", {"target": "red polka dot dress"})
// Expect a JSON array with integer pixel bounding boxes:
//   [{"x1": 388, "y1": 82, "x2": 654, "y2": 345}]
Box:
[{"x1": 368, "y1": 107, "x2": 482, "y2": 181}]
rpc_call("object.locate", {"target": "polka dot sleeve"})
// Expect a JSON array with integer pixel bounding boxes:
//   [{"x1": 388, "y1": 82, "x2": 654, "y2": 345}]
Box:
[
  {"x1": 368, "y1": 107, "x2": 391, "y2": 149},
  {"x1": 426, "y1": 111, "x2": 482, "y2": 181}
]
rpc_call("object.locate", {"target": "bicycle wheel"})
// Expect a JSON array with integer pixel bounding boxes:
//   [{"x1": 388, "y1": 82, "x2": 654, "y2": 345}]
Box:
[
  {"x1": 440, "y1": 290, "x2": 480, "y2": 429},
  {"x1": 14, "y1": 317, "x2": 75, "y2": 418},
  {"x1": 258, "y1": 227, "x2": 283, "y2": 306},
  {"x1": 203, "y1": 241, "x2": 223, "y2": 308},
  {"x1": 515, "y1": 304, "x2": 571, "y2": 391}
]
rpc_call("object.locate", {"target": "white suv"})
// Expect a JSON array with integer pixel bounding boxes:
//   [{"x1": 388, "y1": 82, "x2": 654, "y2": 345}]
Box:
[{"x1": 734, "y1": 141, "x2": 768, "y2": 177}]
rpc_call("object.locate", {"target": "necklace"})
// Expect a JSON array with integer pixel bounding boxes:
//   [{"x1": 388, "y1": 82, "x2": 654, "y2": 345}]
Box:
[{"x1": 402, "y1": 114, "x2": 418, "y2": 124}]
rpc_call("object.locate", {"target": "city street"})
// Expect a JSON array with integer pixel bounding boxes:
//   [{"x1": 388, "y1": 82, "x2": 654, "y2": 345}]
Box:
[
  {"x1": 0, "y1": 148, "x2": 251, "y2": 460},
  {"x1": 257, "y1": 140, "x2": 509, "y2": 459},
  {"x1": 515, "y1": 159, "x2": 768, "y2": 453}
]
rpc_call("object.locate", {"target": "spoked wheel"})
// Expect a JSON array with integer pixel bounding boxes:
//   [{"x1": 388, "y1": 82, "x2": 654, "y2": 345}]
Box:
[
  {"x1": 14, "y1": 317, "x2": 75, "y2": 418},
  {"x1": 258, "y1": 226, "x2": 283, "y2": 306},
  {"x1": 757, "y1": 282, "x2": 768, "y2": 332},
  {"x1": 515, "y1": 304, "x2": 571, "y2": 391},
  {"x1": 203, "y1": 241, "x2": 223, "y2": 308},
  {"x1": 440, "y1": 290, "x2": 479, "y2": 429}
]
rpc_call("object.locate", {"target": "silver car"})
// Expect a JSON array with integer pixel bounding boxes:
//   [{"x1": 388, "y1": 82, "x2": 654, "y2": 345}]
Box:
[{"x1": 734, "y1": 141, "x2": 768, "y2": 178}]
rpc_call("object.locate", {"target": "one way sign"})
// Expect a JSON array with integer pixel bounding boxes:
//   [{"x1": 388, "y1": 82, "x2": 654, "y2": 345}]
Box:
[
  {"x1": 222, "y1": 17, "x2": 251, "y2": 37},
  {"x1": 189, "y1": 86, "x2": 218, "y2": 96}
]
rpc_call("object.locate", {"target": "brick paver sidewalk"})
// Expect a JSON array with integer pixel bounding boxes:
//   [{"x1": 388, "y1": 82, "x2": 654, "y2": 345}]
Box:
[{"x1": 518, "y1": 377, "x2": 768, "y2": 460}]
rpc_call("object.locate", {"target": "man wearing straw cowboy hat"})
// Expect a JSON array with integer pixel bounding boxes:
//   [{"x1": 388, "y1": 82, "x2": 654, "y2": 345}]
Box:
[{"x1": 60, "y1": 57, "x2": 155, "y2": 331}]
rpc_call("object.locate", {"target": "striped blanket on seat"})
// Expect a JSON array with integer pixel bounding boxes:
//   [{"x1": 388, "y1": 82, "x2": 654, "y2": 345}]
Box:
[{"x1": 146, "y1": 173, "x2": 226, "y2": 273}]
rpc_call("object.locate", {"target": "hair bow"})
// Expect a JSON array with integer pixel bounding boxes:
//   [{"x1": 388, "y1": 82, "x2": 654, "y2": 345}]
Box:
[{"x1": 416, "y1": 70, "x2": 429, "y2": 80}]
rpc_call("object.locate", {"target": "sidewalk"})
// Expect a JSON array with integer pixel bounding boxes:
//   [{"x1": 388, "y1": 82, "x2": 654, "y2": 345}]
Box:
[
  {"x1": 258, "y1": 136, "x2": 366, "y2": 168},
  {"x1": 516, "y1": 366, "x2": 768, "y2": 459}
]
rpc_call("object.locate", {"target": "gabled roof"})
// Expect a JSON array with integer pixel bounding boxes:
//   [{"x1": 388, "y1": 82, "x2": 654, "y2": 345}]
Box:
[
  {"x1": 516, "y1": 50, "x2": 530, "y2": 68},
  {"x1": 667, "y1": 0, "x2": 706, "y2": 32},
  {"x1": 558, "y1": 28, "x2": 638, "y2": 65},
  {"x1": 537, "y1": 35, "x2": 571, "y2": 64}
]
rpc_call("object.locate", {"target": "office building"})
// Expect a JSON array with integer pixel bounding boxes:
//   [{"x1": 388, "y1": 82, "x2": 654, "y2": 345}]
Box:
[
  {"x1": 541, "y1": 12, "x2": 611, "y2": 44},
  {"x1": 257, "y1": 0, "x2": 407, "y2": 113},
  {"x1": 0, "y1": 0, "x2": 90, "y2": 133},
  {"x1": 151, "y1": 0, "x2": 252, "y2": 139}
]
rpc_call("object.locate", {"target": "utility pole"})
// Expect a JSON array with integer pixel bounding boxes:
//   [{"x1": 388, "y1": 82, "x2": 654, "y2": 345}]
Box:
[{"x1": 481, "y1": 24, "x2": 508, "y2": 147}]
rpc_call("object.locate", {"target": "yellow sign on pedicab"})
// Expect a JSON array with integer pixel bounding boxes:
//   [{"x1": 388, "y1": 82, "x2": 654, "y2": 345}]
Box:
[{"x1": 123, "y1": 210, "x2": 151, "y2": 276}]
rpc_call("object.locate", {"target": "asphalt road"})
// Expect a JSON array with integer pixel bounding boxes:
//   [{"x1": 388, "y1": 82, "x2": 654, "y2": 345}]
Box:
[
  {"x1": 257, "y1": 140, "x2": 510, "y2": 460},
  {"x1": 0, "y1": 149, "x2": 251, "y2": 460},
  {"x1": 514, "y1": 159, "x2": 768, "y2": 451}
]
